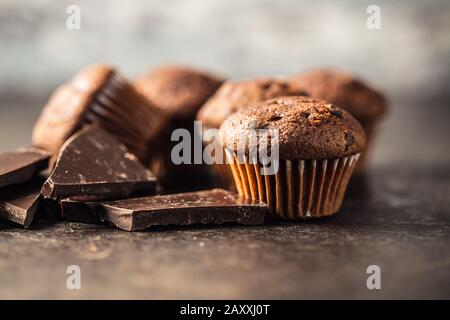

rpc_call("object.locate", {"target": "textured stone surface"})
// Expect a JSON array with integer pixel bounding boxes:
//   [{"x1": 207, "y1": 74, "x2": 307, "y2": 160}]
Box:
[{"x1": 0, "y1": 164, "x2": 448, "y2": 299}]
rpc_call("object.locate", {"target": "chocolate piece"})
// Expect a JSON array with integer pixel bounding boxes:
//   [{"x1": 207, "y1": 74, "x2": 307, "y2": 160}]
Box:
[
  {"x1": 100, "y1": 188, "x2": 267, "y2": 231},
  {"x1": 0, "y1": 147, "x2": 50, "y2": 188},
  {"x1": 42, "y1": 126, "x2": 158, "y2": 200},
  {"x1": 0, "y1": 175, "x2": 46, "y2": 227},
  {"x1": 40, "y1": 198, "x2": 62, "y2": 221},
  {"x1": 60, "y1": 198, "x2": 100, "y2": 223}
]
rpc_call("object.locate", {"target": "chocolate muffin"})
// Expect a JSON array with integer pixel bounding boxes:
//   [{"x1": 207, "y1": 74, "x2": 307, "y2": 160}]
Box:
[
  {"x1": 197, "y1": 78, "x2": 306, "y2": 189},
  {"x1": 197, "y1": 78, "x2": 305, "y2": 129},
  {"x1": 32, "y1": 64, "x2": 166, "y2": 166},
  {"x1": 220, "y1": 96, "x2": 366, "y2": 219},
  {"x1": 135, "y1": 65, "x2": 224, "y2": 120},
  {"x1": 291, "y1": 69, "x2": 387, "y2": 173},
  {"x1": 134, "y1": 65, "x2": 224, "y2": 184}
]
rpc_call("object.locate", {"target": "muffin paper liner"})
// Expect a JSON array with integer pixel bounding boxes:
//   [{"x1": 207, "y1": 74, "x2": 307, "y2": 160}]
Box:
[
  {"x1": 84, "y1": 73, "x2": 165, "y2": 164},
  {"x1": 202, "y1": 134, "x2": 236, "y2": 191},
  {"x1": 226, "y1": 150, "x2": 361, "y2": 219}
]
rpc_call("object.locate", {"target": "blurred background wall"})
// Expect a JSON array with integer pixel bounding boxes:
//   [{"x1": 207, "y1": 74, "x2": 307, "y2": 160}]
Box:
[{"x1": 0, "y1": 0, "x2": 449, "y2": 165}]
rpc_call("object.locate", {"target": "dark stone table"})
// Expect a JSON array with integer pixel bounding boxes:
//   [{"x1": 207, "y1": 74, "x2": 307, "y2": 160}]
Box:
[{"x1": 0, "y1": 164, "x2": 449, "y2": 299}]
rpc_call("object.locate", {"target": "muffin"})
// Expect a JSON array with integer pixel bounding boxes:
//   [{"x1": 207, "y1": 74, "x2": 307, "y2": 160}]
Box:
[
  {"x1": 134, "y1": 65, "x2": 224, "y2": 184},
  {"x1": 197, "y1": 78, "x2": 306, "y2": 189},
  {"x1": 291, "y1": 69, "x2": 387, "y2": 173},
  {"x1": 220, "y1": 96, "x2": 366, "y2": 219},
  {"x1": 32, "y1": 64, "x2": 166, "y2": 166}
]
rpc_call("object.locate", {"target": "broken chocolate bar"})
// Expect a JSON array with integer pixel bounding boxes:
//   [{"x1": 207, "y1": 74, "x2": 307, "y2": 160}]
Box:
[
  {"x1": 42, "y1": 126, "x2": 158, "y2": 200},
  {"x1": 60, "y1": 197, "x2": 100, "y2": 223},
  {"x1": 0, "y1": 147, "x2": 50, "y2": 189},
  {"x1": 0, "y1": 175, "x2": 46, "y2": 227},
  {"x1": 100, "y1": 188, "x2": 267, "y2": 231}
]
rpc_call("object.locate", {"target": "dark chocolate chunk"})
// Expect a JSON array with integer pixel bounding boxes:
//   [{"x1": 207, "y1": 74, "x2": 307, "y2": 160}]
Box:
[
  {"x1": 60, "y1": 198, "x2": 100, "y2": 224},
  {"x1": 0, "y1": 175, "x2": 46, "y2": 227},
  {"x1": 100, "y1": 188, "x2": 267, "y2": 231},
  {"x1": 0, "y1": 147, "x2": 50, "y2": 189},
  {"x1": 42, "y1": 126, "x2": 158, "y2": 200},
  {"x1": 40, "y1": 198, "x2": 62, "y2": 221}
]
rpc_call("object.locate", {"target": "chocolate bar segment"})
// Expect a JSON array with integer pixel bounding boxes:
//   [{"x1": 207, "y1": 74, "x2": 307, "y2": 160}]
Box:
[
  {"x1": 100, "y1": 188, "x2": 267, "y2": 231},
  {"x1": 0, "y1": 147, "x2": 50, "y2": 188},
  {"x1": 42, "y1": 126, "x2": 158, "y2": 200},
  {"x1": 0, "y1": 175, "x2": 46, "y2": 227},
  {"x1": 60, "y1": 198, "x2": 100, "y2": 223}
]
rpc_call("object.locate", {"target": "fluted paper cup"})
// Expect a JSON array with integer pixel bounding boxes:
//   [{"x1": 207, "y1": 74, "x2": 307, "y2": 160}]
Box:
[
  {"x1": 202, "y1": 132, "x2": 236, "y2": 191},
  {"x1": 85, "y1": 73, "x2": 166, "y2": 164},
  {"x1": 226, "y1": 150, "x2": 360, "y2": 219}
]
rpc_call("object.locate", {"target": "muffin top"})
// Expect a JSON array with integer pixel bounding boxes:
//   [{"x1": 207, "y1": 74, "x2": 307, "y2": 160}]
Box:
[
  {"x1": 220, "y1": 96, "x2": 366, "y2": 160},
  {"x1": 134, "y1": 65, "x2": 224, "y2": 118},
  {"x1": 291, "y1": 69, "x2": 387, "y2": 121},
  {"x1": 197, "y1": 78, "x2": 305, "y2": 129},
  {"x1": 32, "y1": 64, "x2": 115, "y2": 154},
  {"x1": 70, "y1": 64, "x2": 114, "y2": 93}
]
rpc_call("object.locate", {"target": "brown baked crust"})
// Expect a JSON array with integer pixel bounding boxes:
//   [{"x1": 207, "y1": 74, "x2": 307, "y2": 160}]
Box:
[
  {"x1": 134, "y1": 65, "x2": 224, "y2": 118},
  {"x1": 291, "y1": 69, "x2": 387, "y2": 121},
  {"x1": 32, "y1": 65, "x2": 114, "y2": 154},
  {"x1": 32, "y1": 65, "x2": 166, "y2": 164},
  {"x1": 70, "y1": 64, "x2": 114, "y2": 92},
  {"x1": 220, "y1": 96, "x2": 366, "y2": 160},
  {"x1": 197, "y1": 78, "x2": 306, "y2": 129}
]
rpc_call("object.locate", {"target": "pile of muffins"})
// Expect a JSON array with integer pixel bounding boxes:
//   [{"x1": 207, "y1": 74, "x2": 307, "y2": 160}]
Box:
[{"x1": 32, "y1": 64, "x2": 387, "y2": 221}]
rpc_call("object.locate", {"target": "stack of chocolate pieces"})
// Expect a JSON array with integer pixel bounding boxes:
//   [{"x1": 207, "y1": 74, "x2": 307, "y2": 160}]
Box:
[
  {"x1": 0, "y1": 125, "x2": 266, "y2": 230},
  {"x1": 0, "y1": 126, "x2": 266, "y2": 230},
  {"x1": 0, "y1": 148, "x2": 50, "y2": 227},
  {"x1": 0, "y1": 65, "x2": 267, "y2": 230},
  {"x1": 62, "y1": 188, "x2": 266, "y2": 231}
]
